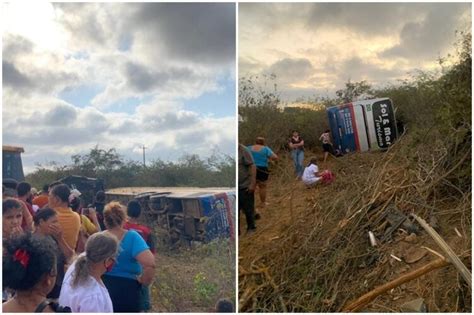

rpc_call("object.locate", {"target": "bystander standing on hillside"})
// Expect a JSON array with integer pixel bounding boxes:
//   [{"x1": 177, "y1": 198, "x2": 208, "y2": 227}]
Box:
[{"x1": 289, "y1": 131, "x2": 305, "y2": 179}]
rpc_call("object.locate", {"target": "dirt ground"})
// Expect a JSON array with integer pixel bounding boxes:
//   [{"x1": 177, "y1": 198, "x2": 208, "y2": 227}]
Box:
[
  {"x1": 149, "y1": 230, "x2": 236, "y2": 312},
  {"x1": 239, "y1": 152, "x2": 471, "y2": 312}
]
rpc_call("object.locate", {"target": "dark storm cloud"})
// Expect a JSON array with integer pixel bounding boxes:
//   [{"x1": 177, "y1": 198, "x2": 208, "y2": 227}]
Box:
[
  {"x1": 132, "y1": 3, "x2": 235, "y2": 64},
  {"x1": 265, "y1": 58, "x2": 315, "y2": 82},
  {"x1": 124, "y1": 62, "x2": 194, "y2": 92},
  {"x1": 381, "y1": 4, "x2": 469, "y2": 59},
  {"x1": 338, "y1": 57, "x2": 405, "y2": 83}
]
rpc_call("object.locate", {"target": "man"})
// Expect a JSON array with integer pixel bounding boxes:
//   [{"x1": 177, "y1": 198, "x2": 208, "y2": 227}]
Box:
[
  {"x1": 49, "y1": 184, "x2": 81, "y2": 249},
  {"x1": 238, "y1": 144, "x2": 257, "y2": 234},
  {"x1": 33, "y1": 184, "x2": 50, "y2": 208},
  {"x1": 16, "y1": 182, "x2": 34, "y2": 231}
]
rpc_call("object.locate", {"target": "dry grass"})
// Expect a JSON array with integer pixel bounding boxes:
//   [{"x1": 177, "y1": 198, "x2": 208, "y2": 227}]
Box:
[{"x1": 239, "y1": 132, "x2": 471, "y2": 312}]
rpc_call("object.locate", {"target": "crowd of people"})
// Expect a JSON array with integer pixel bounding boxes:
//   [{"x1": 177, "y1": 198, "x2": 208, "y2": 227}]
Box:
[
  {"x1": 239, "y1": 131, "x2": 335, "y2": 233},
  {"x1": 2, "y1": 179, "x2": 235, "y2": 313}
]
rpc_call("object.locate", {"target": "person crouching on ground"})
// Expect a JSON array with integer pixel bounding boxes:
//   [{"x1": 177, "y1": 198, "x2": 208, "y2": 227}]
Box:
[
  {"x1": 247, "y1": 137, "x2": 278, "y2": 218},
  {"x1": 302, "y1": 157, "x2": 322, "y2": 187},
  {"x1": 59, "y1": 232, "x2": 118, "y2": 312}
]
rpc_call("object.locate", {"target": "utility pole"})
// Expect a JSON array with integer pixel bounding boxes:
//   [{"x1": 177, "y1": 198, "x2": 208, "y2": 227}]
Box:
[{"x1": 142, "y1": 145, "x2": 147, "y2": 167}]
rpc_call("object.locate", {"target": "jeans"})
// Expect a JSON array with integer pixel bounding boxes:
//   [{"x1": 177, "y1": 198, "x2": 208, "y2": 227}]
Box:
[{"x1": 291, "y1": 149, "x2": 304, "y2": 178}]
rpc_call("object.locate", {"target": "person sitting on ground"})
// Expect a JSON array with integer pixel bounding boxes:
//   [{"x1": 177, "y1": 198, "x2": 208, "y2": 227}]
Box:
[
  {"x1": 124, "y1": 199, "x2": 156, "y2": 312},
  {"x1": 16, "y1": 182, "x2": 34, "y2": 232},
  {"x1": 102, "y1": 202, "x2": 156, "y2": 312},
  {"x1": 302, "y1": 157, "x2": 322, "y2": 187},
  {"x1": 3, "y1": 198, "x2": 24, "y2": 240},
  {"x1": 33, "y1": 185, "x2": 50, "y2": 209},
  {"x1": 215, "y1": 298, "x2": 234, "y2": 313},
  {"x1": 34, "y1": 208, "x2": 74, "y2": 299},
  {"x1": 59, "y1": 232, "x2": 118, "y2": 313},
  {"x1": 247, "y1": 137, "x2": 278, "y2": 218},
  {"x1": 3, "y1": 233, "x2": 71, "y2": 312},
  {"x1": 48, "y1": 184, "x2": 81, "y2": 250},
  {"x1": 319, "y1": 129, "x2": 334, "y2": 163}
]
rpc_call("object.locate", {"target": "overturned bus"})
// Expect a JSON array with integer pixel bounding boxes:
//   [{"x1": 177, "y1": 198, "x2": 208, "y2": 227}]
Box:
[
  {"x1": 105, "y1": 187, "x2": 235, "y2": 243},
  {"x1": 326, "y1": 98, "x2": 398, "y2": 154}
]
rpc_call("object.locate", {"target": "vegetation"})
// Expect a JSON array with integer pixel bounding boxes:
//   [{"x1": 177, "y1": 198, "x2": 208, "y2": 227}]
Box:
[{"x1": 26, "y1": 147, "x2": 235, "y2": 189}]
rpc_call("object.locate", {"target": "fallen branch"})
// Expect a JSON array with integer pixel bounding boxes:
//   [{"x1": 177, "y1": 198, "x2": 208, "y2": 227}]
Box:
[
  {"x1": 411, "y1": 213, "x2": 472, "y2": 288},
  {"x1": 343, "y1": 258, "x2": 450, "y2": 312}
]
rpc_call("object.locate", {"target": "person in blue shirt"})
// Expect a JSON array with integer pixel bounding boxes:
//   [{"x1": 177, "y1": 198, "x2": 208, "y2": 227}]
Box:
[
  {"x1": 101, "y1": 202, "x2": 156, "y2": 312},
  {"x1": 247, "y1": 137, "x2": 278, "y2": 217}
]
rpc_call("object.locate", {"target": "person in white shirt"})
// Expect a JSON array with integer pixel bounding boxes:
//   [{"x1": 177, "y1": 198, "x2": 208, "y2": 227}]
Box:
[
  {"x1": 302, "y1": 157, "x2": 321, "y2": 187},
  {"x1": 59, "y1": 232, "x2": 118, "y2": 312}
]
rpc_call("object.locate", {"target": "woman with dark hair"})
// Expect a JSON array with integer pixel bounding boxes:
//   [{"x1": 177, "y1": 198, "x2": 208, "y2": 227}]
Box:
[
  {"x1": 3, "y1": 233, "x2": 71, "y2": 312},
  {"x1": 3, "y1": 198, "x2": 24, "y2": 240},
  {"x1": 302, "y1": 157, "x2": 322, "y2": 187},
  {"x1": 94, "y1": 191, "x2": 107, "y2": 230},
  {"x1": 102, "y1": 201, "x2": 156, "y2": 312},
  {"x1": 319, "y1": 129, "x2": 334, "y2": 163},
  {"x1": 59, "y1": 232, "x2": 118, "y2": 312},
  {"x1": 289, "y1": 130, "x2": 305, "y2": 179},
  {"x1": 247, "y1": 137, "x2": 278, "y2": 215},
  {"x1": 34, "y1": 208, "x2": 74, "y2": 299}
]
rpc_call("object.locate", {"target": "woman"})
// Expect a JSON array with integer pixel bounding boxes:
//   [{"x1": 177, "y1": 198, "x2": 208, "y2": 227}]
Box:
[
  {"x1": 33, "y1": 208, "x2": 74, "y2": 299},
  {"x1": 289, "y1": 130, "x2": 305, "y2": 179},
  {"x1": 59, "y1": 232, "x2": 118, "y2": 312},
  {"x1": 102, "y1": 202, "x2": 156, "y2": 312},
  {"x1": 302, "y1": 157, "x2": 322, "y2": 187},
  {"x1": 247, "y1": 137, "x2": 278, "y2": 213},
  {"x1": 3, "y1": 233, "x2": 70, "y2": 312},
  {"x1": 319, "y1": 129, "x2": 334, "y2": 163}
]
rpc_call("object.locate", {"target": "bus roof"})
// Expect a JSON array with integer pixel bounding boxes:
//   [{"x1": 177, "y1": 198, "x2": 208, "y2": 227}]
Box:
[{"x1": 2, "y1": 145, "x2": 25, "y2": 153}]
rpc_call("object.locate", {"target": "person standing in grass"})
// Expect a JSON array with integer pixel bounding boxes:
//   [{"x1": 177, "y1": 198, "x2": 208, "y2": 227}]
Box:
[
  {"x1": 247, "y1": 137, "x2": 278, "y2": 217},
  {"x1": 319, "y1": 129, "x2": 334, "y2": 163},
  {"x1": 289, "y1": 130, "x2": 305, "y2": 179},
  {"x1": 238, "y1": 144, "x2": 257, "y2": 234}
]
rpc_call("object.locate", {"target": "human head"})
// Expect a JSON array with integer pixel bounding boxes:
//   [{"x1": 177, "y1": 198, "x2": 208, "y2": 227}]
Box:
[
  {"x1": 48, "y1": 181, "x2": 62, "y2": 192},
  {"x1": 33, "y1": 208, "x2": 59, "y2": 235},
  {"x1": 69, "y1": 196, "x2": 82, "y2": 213},
  {"x1": 104, "y1": 201, "x2": 126, "y2": 229},
  {"x1": 3, "y1": 233, "x2": 57, "y2": 295},
  {"x1": 215, "y1": 298, "x2": 234, "y2": 312},
  {"x1": 95, "y1": 190, "x2": 106, "y2": 203},
  {"x1": 3, "y1": 198, "x2": 23, "y2": 238},
  {"x1": 292, "y1": 130, "x2": 299, "y2": 137},
  {"x1": 49, "y1": 184, "x2": 70, "y2": 208},
  {"x1": 325, "y1": 129, "x2": 330, "y2": 133},
  {"x1": 17, "y1": 182, "x2": 32, "y2": 198},
  {"x1": 255, "y1": 137, "x2": 265, "y2": 145},
  {"x1": 42, "y1": 184, "x2": 49, "y2": 194},
  {"x1": 308, "y1": 157, "x2": 318, "y2": 166},
  {"x1": 71, "y1": 232, "x2": 119, "y2": 287},
  {"x1": 127, "y1": 200, "x2": 142, "y2": 219}
]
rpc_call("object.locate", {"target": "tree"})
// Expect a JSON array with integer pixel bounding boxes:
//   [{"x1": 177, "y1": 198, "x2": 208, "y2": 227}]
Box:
[{"x1": 335, "y1": 80, "x2": 374, "y2": 103}]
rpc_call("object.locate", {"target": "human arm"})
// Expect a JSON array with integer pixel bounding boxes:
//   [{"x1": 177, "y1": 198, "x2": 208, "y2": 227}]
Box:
[
  {"x1": 81, "y1": 215, "x2": 98, "y2": 235},
  {"x1": 49, "y1": 224, "x2": 74, "y2": 261},
  {"x1": 86, "y1": 208, "x2": 101, "y2": 232},
  {"x1": 20, "y1": 202, "x2": 33, "y2": 231},
  {"x1": 136, "y1": 249, "x2": 156, "y2": 286}
]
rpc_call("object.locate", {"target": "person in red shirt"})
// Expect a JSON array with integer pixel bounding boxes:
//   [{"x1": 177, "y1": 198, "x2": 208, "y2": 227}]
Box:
[
  {"x1": 123, "y1": 199, "x2": 156, "y2": 312},
  {"x1": 16, "y1": 182, "x2": 34, "y2": 231}
]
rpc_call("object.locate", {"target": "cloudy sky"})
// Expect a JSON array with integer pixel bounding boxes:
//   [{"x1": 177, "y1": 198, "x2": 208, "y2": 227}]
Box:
[
  {"x1": 2, "y1": 2, "x2": 236, "y2": 174},
  {"x1": 239, "y1": 3, "x2": 471, "y2": 102}
]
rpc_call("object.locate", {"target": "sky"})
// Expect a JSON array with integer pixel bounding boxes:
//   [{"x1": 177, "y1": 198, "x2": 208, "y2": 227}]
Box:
[
  {"x1": 239, "y1": 3, "x2": 471, "y2": 102},
  {"x1": 2, "y1": 2, "x2": 236, "y2": 174}
]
